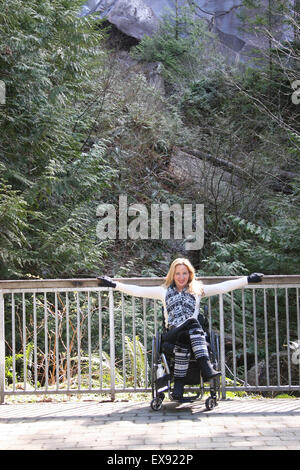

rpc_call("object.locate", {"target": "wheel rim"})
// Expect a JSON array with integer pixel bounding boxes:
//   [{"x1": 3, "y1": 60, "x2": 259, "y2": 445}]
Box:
[{"x1": 151, "y1": 398, "x2": 162, "y2": 410}]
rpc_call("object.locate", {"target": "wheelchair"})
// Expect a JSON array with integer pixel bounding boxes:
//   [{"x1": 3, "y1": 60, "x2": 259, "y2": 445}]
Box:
[{"x1": 150, "y1": 306, "x2": 221, "y2": 411}]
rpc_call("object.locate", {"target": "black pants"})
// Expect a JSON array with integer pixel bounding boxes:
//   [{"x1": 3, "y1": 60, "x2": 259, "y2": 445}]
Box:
[{"x1": 163, "y1": 318, "x2": 209, "y2": 378}]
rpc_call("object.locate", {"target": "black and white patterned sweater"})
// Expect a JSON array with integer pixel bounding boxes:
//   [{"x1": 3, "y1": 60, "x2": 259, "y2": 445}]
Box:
[{"x1": 114, "y1": 276, "x2": 248, "y2": 328}]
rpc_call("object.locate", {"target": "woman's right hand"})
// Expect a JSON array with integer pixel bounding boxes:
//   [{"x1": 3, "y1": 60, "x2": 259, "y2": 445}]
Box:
[
  {"x1": 97, "y1": 276, "x2": 116, "y2": 288},
  {"x1": 247, "y1": 273, "x2": 264, "y2": 283}
]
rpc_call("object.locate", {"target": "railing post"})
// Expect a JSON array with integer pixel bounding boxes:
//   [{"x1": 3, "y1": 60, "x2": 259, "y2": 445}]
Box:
[
  {"x1": 219, "y1": 294, "x2": 226, "y2": 399},
  {"x1": 109, "y1": 288, "x2": 115, "y2": 401},
  {"x1": 0, "y1": 291, "x2": 5, "y2": 404}
]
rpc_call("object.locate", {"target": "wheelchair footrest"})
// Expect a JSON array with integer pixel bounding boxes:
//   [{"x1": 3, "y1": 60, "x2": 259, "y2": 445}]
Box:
[{"x1": 172, "y1": 394, "x2": 200, "y2": 403}]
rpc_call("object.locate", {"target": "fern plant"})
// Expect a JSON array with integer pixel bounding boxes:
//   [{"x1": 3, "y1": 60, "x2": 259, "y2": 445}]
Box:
[
  {"x1": 0, "y1": 0, "x2": 115, "y2": 278},
  {"x1": 0, "y1": 173, "x2": 29, "y2": 277},
  {"x1": 124, "y1": 335, "x2": 149, "y2": 387}
]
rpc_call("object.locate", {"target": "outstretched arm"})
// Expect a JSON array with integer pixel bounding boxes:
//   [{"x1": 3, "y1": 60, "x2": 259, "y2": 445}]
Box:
[
  {"x1": 202, "y1": 273, "x2": 263, "y2": 298},
  {"x1": 97, "y1": 276, "x2": 166, "y2": 301}
]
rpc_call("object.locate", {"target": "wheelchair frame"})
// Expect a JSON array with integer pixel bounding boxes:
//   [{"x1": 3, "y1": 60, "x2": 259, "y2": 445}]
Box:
[{"x1": 150, "y1": 311, "x2": 221, "y2": 411}]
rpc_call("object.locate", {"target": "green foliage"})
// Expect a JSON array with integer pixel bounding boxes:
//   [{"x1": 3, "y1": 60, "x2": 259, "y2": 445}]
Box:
[
  {"x1": 200, "y1": 186, "x2": 300, "y2": 277},
  {"x1": 131, "y1": 4, "x2": 217, "y2": 89},
  {"x1": 5, "y1": 342, "x2": 34, "y2": 384},
  {"x1": 74, "y1": 352, "x2": 124, "y2": 388},
  {"x1": 227, "y1": 215, "x2": 271, "y2": 243},
  {"x1": 253, "y1": 191, "x2": 300, "y2": 275},
  {"x1": 5, "y1": 354, "x2": 23, "y2": 384},
  {"x1": 124, "y1": 335, "x2": 149, "y2": 387},
  {"x1": 0, "y1": 0, "x2": 116, "y2": 278},
  {"x1": 0, "y1": 173, "x2": 29, "y2": 277},
  {"x1": 200, "y1": 241, "x2": 250, "y2": 277},
  {"x1": 1, "y1": 0, "x2": 98, "y2": 167}
]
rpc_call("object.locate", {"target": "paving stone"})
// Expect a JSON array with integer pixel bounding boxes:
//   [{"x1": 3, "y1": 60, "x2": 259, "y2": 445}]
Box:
[{"x1": 1, "y1": 398, "x2": 300, "y2": 451}]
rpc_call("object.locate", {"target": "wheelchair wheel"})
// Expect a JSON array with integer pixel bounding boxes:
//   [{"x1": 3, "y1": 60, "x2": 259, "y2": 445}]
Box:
[
  {"x1": 205, "y1": 396, "x2": 217, "y2": 411},
  {"x1": 151, "y1": 397, "x2": 163, "y2": 411},
  {"x1": 150, "y1": 393, "x2": 165, "y2": 411}
]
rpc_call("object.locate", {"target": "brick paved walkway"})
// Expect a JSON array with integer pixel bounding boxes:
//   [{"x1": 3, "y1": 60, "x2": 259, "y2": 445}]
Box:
[{"x1": 0, "y1": 398, "x2": 300, "y2": 451}]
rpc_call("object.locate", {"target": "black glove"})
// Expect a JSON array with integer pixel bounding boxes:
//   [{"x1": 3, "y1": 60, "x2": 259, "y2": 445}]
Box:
[
  {"x1": 247, "y1": 273, "x2": 264, "y2": 283},
  {"x1": 97, "y1": 276, "x2": 116, "y2": 288}
]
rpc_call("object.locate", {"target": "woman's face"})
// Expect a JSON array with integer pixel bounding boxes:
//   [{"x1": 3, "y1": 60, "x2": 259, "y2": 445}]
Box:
[{"x1": 173, "y1": 264, "x2": 190, "y2": 291}]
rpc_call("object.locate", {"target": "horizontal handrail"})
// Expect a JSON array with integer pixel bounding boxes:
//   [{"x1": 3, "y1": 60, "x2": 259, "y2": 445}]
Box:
[{"x1": 0, "y1": 275, "x2": 300, "y2": 291}]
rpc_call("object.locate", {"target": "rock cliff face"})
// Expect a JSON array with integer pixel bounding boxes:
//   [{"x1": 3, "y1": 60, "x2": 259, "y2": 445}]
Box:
[{"x1": 81, "y1": 0, "x2": 292, "y2": 63}]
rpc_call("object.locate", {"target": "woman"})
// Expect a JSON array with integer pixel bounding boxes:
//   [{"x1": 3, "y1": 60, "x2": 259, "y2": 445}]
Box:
[{"x1": 98, "y1": 258, "x2": 263, "y2": 400}]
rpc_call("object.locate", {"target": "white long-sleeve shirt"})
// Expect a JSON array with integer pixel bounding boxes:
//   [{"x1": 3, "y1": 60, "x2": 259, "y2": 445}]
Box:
[{"x1": 114, "y1": 277, "x2": 248, "y2": 327}]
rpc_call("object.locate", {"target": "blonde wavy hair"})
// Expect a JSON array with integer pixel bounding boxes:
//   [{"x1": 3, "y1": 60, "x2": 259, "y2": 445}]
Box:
[{"x1": 164, "y1": 258, "x2": 203, "y2": 295}]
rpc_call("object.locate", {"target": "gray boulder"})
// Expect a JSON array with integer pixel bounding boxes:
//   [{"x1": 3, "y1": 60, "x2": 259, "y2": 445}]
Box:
[
  {"x1": 247, "y1": 351, "x2": 300, "y2": 389},
  {"x1": 81, "y1": 0, "x2": 159, "y2": 38},
  {"x1": 80, "y1": 0, "x2": 293, "y2": 63}
]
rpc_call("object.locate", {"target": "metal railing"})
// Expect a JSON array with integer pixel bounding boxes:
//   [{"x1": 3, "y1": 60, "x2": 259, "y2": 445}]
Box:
[{"x1": 1, "y1": 276, "x2": 300, "y2": 403}]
